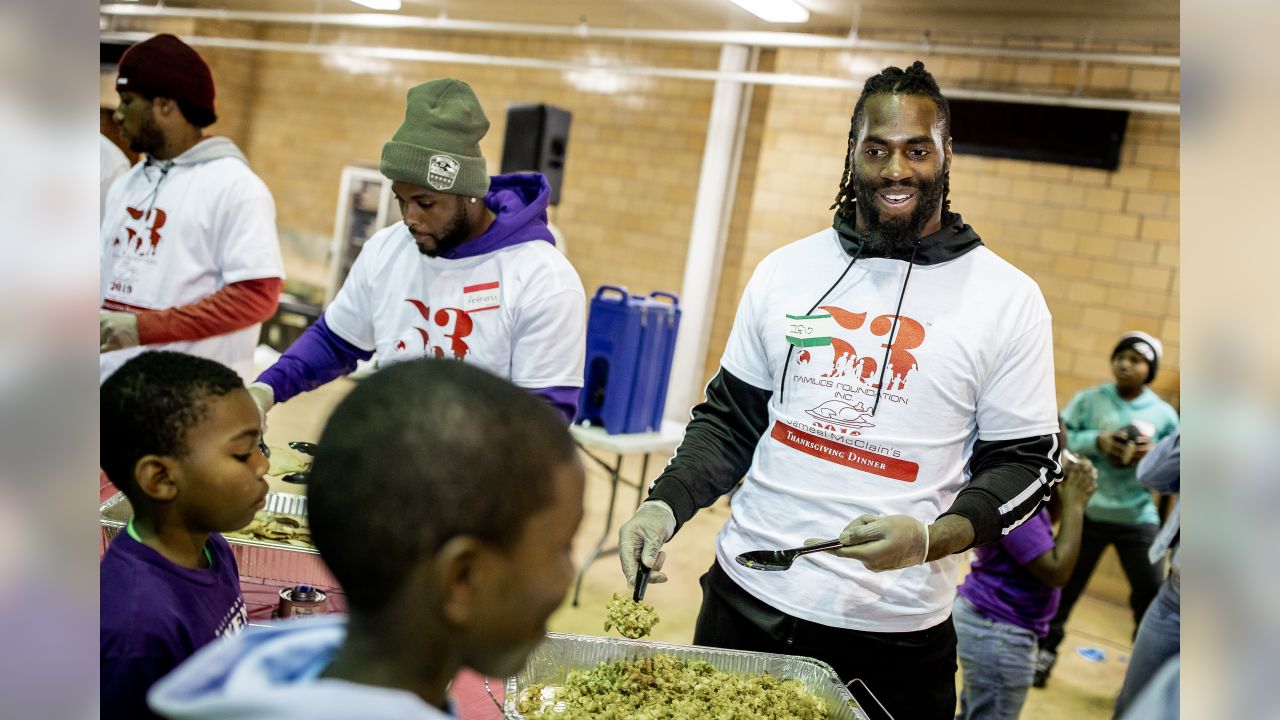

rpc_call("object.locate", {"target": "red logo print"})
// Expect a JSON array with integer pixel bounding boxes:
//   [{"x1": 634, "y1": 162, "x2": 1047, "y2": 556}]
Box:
[
  {"x1": 397, "y1": 299, "x2": 474, "y2": 360},
  {"x1": 115, "y1": 206, "x2": 167, "y2": 256},
  {"x1": 817, "y1": 305, "x2": 924, "y2": 391},
  {"x1": 771, "y1": 421, "x2": 919, "y2": 482}
]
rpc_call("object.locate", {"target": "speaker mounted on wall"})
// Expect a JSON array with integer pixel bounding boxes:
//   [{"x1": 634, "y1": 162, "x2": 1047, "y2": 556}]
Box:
[{"x1": 500, "y1": 104, "x2": 571, "y2": 205}]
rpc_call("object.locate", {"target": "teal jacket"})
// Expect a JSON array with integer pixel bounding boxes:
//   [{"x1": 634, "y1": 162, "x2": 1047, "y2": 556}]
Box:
[{"x1": 1063, "y1": 383, "x2": 1179, "y2": 526}]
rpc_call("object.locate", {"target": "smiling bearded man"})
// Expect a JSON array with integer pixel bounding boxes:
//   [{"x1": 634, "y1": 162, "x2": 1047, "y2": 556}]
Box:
[{"x1": 617, "y1": 61, "x2": 1064, "y2": 720}]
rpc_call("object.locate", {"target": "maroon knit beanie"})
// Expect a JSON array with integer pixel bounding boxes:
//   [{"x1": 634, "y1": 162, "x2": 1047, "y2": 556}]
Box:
[{"x1": 115, "y1": 34, "x2": 217, "y2": 122}]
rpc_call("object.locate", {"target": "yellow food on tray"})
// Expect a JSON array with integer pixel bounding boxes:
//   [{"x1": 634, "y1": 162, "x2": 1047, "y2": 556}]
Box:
[
  {"x1": 224, "y1": 511, "x2": 312, "y2": 548},
  {"x1": 266, "y1": 444, "x2": 312, "y2": 476},
  {"x1": 603, "y1": 593, "x2": 659, "y2": 639},
  {"x1": 515, "y1": 653, "x2": 826, "y2": 719}
]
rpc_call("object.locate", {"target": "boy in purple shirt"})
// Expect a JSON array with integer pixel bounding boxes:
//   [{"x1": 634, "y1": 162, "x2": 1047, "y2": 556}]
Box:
[
  {"x1": 954, "y1": 438, "x2": 1097, "y2": 720},
  {"x1": 100, "y1": 351, "x2": 269, "y2": 720}
]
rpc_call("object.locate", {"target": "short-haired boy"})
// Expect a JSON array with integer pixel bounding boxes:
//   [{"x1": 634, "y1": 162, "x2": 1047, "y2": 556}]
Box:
[
  {"x1": 100, "y1": 351, "x2": 268, "y2": 720},
  {"x1": 149, "y1": 358, "x2": 585, "y2": 719}
]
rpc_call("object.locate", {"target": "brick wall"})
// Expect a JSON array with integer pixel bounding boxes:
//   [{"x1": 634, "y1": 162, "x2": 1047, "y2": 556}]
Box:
[
  {"x1": 102, "y1": 19, "x2": 719, "y2": 299},
  {"x1": 100, "y1": 22, "x2": 1179, "y2": 411},
  {"x1": 259, "y1": 23, "x2": 716, "y2": 302},
  {"x1": 731, "y1": 38, "x2": 1180, "y2": 410}
]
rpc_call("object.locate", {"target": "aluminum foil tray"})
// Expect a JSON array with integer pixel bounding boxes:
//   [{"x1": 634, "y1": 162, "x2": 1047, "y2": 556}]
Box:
[
  {"x1": 503, "y1": 632, "x2": 870, "y2": 720},
  {"x1": 99, "y1": 491, "x2": 337, "y2": 587}
]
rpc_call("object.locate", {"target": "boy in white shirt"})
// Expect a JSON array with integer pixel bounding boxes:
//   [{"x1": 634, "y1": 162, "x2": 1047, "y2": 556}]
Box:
[{"x1": 149, "y1": 359, "x2": 586, "y2": 720}]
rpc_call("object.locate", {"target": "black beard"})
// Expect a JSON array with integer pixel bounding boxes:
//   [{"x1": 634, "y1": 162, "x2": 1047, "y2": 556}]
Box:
[
  {"x1": 852, "y1": 172, "x2": 946, "y2": 257},
  {"x1": 416, "y1": 200, "x2": 472, "y2": 257},
  {"x1": 129, "y1": 113, "x2": 166, "y2": 158}
]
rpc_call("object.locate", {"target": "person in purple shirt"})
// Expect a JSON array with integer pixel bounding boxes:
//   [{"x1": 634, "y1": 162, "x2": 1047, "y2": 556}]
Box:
[
  {"x1": 247, "y1": 78, "x2": 586, "y2": 425},
  {"x1": 954, "y1": 435, "x2": 1097, "y2": 720},
  {"x1": 100, "y1": 351, "x2": 268, "y2": 720}
]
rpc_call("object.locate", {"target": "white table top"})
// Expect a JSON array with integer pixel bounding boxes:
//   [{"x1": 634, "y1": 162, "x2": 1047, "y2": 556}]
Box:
[{"x1": 570, "y1": 419, "x2": 687, "y2": 455}]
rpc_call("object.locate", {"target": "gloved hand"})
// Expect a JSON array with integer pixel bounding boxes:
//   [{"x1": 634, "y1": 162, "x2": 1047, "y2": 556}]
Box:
[
  {"x1": 828, "y1": 514, "x2": 930, "y2": 572},
  {"x1": 619, "y1": 500, "x2": 676, "y2": 588},
  {"x1": 246, "y1": 382, "x2": 276, "y2": 430},
  {"x1": 99, "y1": 311, "x2": 139, "y2": 352}
]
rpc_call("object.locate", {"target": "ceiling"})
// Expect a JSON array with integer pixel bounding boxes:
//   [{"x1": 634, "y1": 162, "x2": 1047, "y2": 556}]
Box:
[{"x1": 110, "y1": 0, "x2": 1181, "y2": 46}]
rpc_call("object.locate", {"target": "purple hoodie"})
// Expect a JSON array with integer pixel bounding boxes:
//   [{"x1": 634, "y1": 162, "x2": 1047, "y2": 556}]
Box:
[
  {"x1": 256, "y1": 173, "x2": 580, "y2": 420},
  {"x1": 444, "y1": 172, "x2": 553, "y2": 259}
]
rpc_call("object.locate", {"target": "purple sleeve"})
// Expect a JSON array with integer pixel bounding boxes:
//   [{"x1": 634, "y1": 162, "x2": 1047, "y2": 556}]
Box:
[
  {"x1": 530, "y1": 385, "x2": 580, "y2": 424},
  {"x1": 255, "y1": 313, "x2": 374, "y2": 404},
  {"x1": 999, "y1": 510, "x2": 1055, "y2": 566}
]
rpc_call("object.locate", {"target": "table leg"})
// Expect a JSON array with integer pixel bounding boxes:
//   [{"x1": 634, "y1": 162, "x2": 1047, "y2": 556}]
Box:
[
  {"x1": 636, "y1": 454, "x2": 651, "y2": 509},
  {"x1": 572, "y1": 452, "x2": 623, "y2": 607}
]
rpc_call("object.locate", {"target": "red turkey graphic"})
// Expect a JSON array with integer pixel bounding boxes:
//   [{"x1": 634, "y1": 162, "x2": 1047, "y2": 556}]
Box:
[{"x1": 811, "y1": 305, "x2": 924, "y2": 390}]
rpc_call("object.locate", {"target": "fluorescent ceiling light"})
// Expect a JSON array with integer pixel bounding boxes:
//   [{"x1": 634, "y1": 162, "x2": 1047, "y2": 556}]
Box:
[
  {"x1": 347, "y1": 0, "x2": 402, "y2": 10},
  {"x1": 726, "y1": 0, "x2": 809, "y2": 24}
]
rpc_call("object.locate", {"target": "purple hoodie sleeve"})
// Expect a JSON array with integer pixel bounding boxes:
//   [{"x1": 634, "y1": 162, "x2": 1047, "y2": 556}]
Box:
[
  {"x1": 255, "y1": 314, "x2": 373, "y2": 403},
  {"x1": 530, "y1": 386, "x2": 580, "y2": 424}
]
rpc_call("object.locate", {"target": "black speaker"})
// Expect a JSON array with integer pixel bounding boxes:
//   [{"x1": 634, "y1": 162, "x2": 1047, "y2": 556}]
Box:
[{"x1": 500, "y1": 104, "x2": 571, "y2": 205}]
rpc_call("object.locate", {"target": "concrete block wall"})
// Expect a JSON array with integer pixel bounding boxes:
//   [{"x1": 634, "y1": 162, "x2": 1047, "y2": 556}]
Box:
[
  {"x1": 240, "y1": 23, "x2": 719, "y2": 307},
  {"x1": 103, "y1": 18, "x2": 720, "y2": 303},
  {"x1": 731, "y1": 36, "x2": 1180, "y2": 410},
  {"x1": 100, "y1": 22, "x2": 1179, "y2": 413}
]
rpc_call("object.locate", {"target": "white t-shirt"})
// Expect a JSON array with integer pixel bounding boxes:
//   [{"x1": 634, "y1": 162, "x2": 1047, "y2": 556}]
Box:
[
  {"x1": 100, "y1": 155, "x2": 284, "y2": 381},
  {"x1": 323, "y1": 222, "x2": 586, "y2": 390},
  {"x1": 717, "y1": 227, "x2": 1058, "y2": 632}
]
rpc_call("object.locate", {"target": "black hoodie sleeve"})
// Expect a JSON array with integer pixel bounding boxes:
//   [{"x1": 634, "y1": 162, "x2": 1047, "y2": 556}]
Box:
[
  {"x1": 941, "y1": 433, "x2": 1062, "y2": 549},
  {"x1": 647, "y1": 368, "x2": 771, "y2": 533},
  {"x1": 649, "y1": 368, "x2": 1059, "y2": 547}
]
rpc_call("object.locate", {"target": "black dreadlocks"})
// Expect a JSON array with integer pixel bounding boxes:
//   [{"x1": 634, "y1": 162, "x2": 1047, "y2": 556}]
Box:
[{"x1": 831, "y1": 60, "x2": 952, "y2": 222}]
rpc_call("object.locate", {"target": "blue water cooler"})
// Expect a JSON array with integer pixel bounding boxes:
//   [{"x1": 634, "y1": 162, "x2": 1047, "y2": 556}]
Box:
[{"x1": 575, "y1": 286, "x2": 681, "y2": 434}]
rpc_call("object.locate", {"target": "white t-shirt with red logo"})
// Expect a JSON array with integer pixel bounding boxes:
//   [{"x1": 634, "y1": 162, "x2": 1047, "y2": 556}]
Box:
[
  {"x1": 717, "y1": 227, "x2": 1058, "y2": 632},
  {"x1": 322, "y1": 222, "x2": 585, "y2": 390},
  {"x1": 99, "y1": 157, "x2": 284, "y2": 381}
]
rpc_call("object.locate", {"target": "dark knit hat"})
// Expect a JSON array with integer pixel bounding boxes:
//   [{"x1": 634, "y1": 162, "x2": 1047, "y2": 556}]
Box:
[
  {"x1": 115, "y1": 34, "x2": 217, "y2": 122},
  {"x1": 1112, "y1": 331, "x2": 1162, "y2": 384},
  {"x1": 380, "y1": 79, "x2": 490, "y2": 198}
]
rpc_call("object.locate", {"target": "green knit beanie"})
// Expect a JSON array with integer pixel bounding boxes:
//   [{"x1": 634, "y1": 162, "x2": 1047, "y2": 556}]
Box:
[{"x1": 380, "y1": 78, "x2": 490, "y2": 198}]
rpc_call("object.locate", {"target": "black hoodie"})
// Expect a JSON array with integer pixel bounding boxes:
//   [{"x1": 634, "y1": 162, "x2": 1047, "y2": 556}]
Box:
[{"x1": 647, "y1": 208, "x2": 1060, "y2": 551}]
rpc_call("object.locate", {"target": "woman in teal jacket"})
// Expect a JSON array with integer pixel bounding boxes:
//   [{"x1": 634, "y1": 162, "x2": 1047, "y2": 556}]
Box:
[{"x1": 1035, "y1": 331, "x2": 1179, "y2": 687}]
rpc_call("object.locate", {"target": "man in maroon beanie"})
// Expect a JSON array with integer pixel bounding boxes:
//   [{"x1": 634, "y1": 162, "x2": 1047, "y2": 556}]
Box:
[{"x1": 99, "y1": 34, "x2": 284, "y2": 383}]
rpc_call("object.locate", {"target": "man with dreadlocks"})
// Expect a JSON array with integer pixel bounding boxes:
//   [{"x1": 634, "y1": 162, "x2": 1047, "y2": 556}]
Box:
[{"x1": 618, "y1": 61, "x2": 1061, "y2": 718}]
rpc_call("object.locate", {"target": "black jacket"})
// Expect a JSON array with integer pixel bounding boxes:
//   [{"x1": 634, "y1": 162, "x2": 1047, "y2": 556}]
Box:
[{"x1": 648, "y1": 209, "x2": 1060, "y2": 548}]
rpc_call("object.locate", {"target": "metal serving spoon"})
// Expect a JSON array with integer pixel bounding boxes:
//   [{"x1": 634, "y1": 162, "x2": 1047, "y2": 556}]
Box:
[
  {"x1": 734, "y1": 538, "x2": 844, "y2": 571},
  {"x1": 633, "y1": 564, "x2": 651, "y2": 602},
  {"x1": 280, "y1": 441, "x2": 318, "y2": 484}
]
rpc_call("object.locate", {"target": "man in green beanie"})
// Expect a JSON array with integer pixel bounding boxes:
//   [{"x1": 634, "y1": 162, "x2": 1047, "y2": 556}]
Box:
[{"x1": 248, "y1": 78, "x2": 585, "y2": 422}]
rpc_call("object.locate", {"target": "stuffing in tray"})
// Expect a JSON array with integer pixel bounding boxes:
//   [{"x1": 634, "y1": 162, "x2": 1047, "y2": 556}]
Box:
[
  {"x1": 515, "y1": 653, "x2": 827, "y2": 719},
  {"x1": 603, "y1": 593, "x2": 659, "y2": 639}
]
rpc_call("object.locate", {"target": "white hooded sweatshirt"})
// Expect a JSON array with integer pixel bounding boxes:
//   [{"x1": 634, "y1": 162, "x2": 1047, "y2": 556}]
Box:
[{"x1": 148, "y1": 616, "x2": 454, "y2": 720}]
